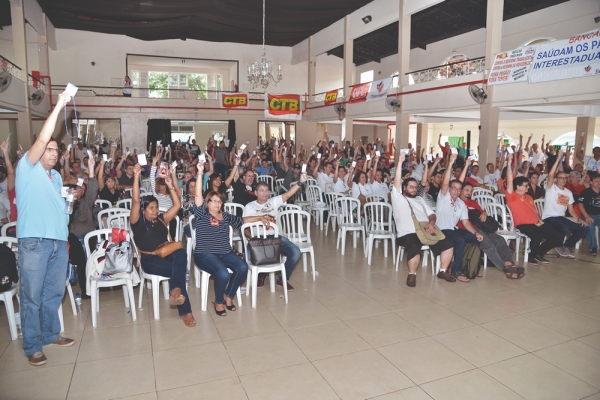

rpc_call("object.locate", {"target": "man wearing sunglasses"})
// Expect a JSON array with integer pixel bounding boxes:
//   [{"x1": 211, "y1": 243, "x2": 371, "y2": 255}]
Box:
[{"x1": 16, "y1": 92, "x2": 76, "y2": 366}]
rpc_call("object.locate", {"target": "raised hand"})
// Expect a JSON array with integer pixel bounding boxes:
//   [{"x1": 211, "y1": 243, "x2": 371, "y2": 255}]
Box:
[
  {"x1": 165, "y1": 175, "x2": 172, "y2": 187},
  {"x1": 0, "y1": 141, "x2": 7, "y2": 152},
  {"x1": 134, "y1": 163, "x2": 142, "y2": 176}
]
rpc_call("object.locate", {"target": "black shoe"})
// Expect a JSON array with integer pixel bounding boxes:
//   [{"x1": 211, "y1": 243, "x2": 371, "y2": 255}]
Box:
[
  {"x1": 536, "y1": 255, "x2": 550, "y2": 264},
  {"x1": 527, "y1": 257, "x2": 538, "y2": 265},
  {"x1": 591, "y1": 248, "x2": 597, "y2": 255}
]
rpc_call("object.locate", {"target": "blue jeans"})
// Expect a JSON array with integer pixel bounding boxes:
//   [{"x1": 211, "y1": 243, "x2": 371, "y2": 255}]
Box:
[
  {"x1": 18, "y1": 238, "x2": 69, "y2": 356},
  {"x1": 442, "y1": 229, "x2": 479, "y2": 275},
  {"x1": 194, "y1": 251, "x2": 248, "y2": 304},
  {"x1": 584, "y1": 214, "x2": 600, "y2": 250},
  {"x1": 140, "y1": 249, "x2": 191, "y2": 316},
  {"x1": 543, "y1": 216, "x2": 589, "y2": 248}
]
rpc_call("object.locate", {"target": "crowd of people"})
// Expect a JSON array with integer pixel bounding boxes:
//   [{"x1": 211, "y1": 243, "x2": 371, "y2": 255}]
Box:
[{"x1": 3, "y1": 94, "x2": 600, "y2": 367}]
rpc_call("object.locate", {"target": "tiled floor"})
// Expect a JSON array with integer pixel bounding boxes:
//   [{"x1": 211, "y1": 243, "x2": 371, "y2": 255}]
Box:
[{"x1": 2, "y1": 228, "x2": 600, "y2": 399}]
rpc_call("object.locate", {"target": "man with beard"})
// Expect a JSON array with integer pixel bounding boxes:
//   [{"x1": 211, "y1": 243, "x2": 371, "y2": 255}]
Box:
[{"x1": 391, "y1": 152, "x2": 455, "y2": 287}]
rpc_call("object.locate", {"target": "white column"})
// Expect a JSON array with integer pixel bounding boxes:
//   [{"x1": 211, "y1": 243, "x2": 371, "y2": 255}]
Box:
[
  {"x1": 478, "y1": 0, "x2": 504, "y2": 175},
  {"x1": 395, "y1": 0, "x2": 411, "y2": 156},
  {"x1": 11, "y1": 0, "x2": 33, "y2": 150},
  {"x1": 308, "y1": 36, "x2": 317, "y2": 102},
  {"x1": 575, "y1": 117, "x2": 597, "y2": 163},
  {"x1": 343, "y1": 16, "x2": 354, "y2": 142}
]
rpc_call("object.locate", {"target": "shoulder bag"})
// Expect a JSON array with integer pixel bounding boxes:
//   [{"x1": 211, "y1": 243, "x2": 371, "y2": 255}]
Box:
[
  {"x1": 247, "y1": 237, "x2": 282, "y2": 266},
  {"x1": 139, "y1": 217, "x2": 182, "y2": 258},
  {"x1": 103, "y1": 240, "x2": 134, "y2": 275},
  {"x1": 405, "y1": 196, "x2": 445, "y2": 245}
]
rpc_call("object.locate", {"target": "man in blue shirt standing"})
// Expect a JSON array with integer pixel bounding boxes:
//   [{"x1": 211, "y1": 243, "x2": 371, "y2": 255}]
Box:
[{"x1": 17, "y1": 92, "x2": 75, "y2": 366}]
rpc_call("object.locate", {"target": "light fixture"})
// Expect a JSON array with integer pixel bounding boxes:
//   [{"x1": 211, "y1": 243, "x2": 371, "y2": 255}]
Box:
[
  {"x1": 362, "y1": 15, "x2": 372, "y2": 24},
  {"x1": 247, "y1": 0, "x2": 282, "y2": 90}
]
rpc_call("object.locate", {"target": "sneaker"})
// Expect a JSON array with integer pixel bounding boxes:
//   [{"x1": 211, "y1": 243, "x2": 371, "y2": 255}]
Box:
[
  {"x1": 276, "y1": 280, "x2": 294, "y2": 292},
  {"x1": 527, "y1": 257, "x2": 538, "y2": 265},
  {"x1": 536, "y1": 255, "x2": 550, "y2": 264},
  {"x1": 591, "y1": 248, "x2": 598, "y2": 255},
  {"x1": 50, "y1": 337, "x2": 75, "y2": 347},
  {"x1": 564, "y1": 248, "x2": 576, "y2": 258},
  {"x1": 28, "y1": 351, "x2": 47, "y2": 366},
  {"x1": 555, "y1": 247, "x2": 568, "y2": 257},
  {"x1": 436, "y1": 269, "x2": 456, "y2": 282},
  {"x1": 256, "y1": 273, "x2": 267, "y2": 288},
  {"x1": 406, "y1": 274, "x2": 417, "y2": 287}
]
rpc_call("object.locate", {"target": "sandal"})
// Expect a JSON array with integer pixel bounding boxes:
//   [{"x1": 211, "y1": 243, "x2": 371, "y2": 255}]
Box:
[
  {"x1": 503, "y1": 266, "x2": 525, "y2": 279},
  {"x1": 453, "y1": 273, "x2": 470, "y2": 283},
  {"x1": 212, "y1": 302, "x2": 227, "y2": 317},
  {"x1": 505, "y1": 272, "x2": 525, "y2": 279},
  {"x1": 224, "y1": 295, "x2": 237, "y2": 311},
  {"x1": 182, "y1": 312, "x2": 196, "y2": 327},
  {"x1": 169, "y1": 288, "x2": 186, "y2": 306}
]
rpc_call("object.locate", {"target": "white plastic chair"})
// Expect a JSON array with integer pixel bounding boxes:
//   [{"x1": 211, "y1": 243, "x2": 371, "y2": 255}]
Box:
[
  {"x1": 241, "y1": 222, "x2": 288, "y2": 308},
  {"x1": 278, "y1": 210, "x2": 315, "y2": 280},
  {"x1": 474, "y1": 194, "x2": 496, "y2": 209},
  {"x1": 306, "y1": 185, "x2": 327, "y2": 230},
  {"x1": 485, "y1": 203, "x2": 530, "y2": 263},
  {"x1": 194, "y1": 226, "x2": 243, "y2": 311},
  {"x1": 97, "y1": 208, "x2": 129, "y2": 229},
  {"x1": 306, "y1": 176, "x2": 318, "y2": 187},
  {"x1": 106, "y1": 213, "x2": 131, "y2": 230},
  {"x1": 289, "y1": 182, "x2": 310, "y2": 212},
  {"x1": 472, "y1": 187, "x2": 493, "y2": 200},
  {"x1": 335, "y1": 197, "x2": 366, "y2": 255},
  {"x1": 257, "y1": 175, "x2": 274, "y2": 192},
  {"x1": 0, "y1": 284, "x2": 18, "y2": 340},
  {"x1": 395, "y1": 244, "x2": 439, "y2": 274},
  {"x1": 324, "y1": 192, "x2": 342, "y2": 235},
  {"x1": 279, "y1": 204, "x2": 302, "y2": 212},
  {"x1": 1, "y1": 221, "x2": 16, "y2": 237},
  {"x1": 84, "y1": 229, "x2": 137, "y2": 328},
  {"x1": 116, "y1": 199, "x2": 132, "y2": 210},
  {"x1": 364, "y1": 202, "x2": 396, "y2": 265},
  {"x1": 534, "y1": 199, "x2": 545, "y2": 217},
  {"x1": 275, "y1": 178, "x2": 286, "y2": 194},
  {"x1": 494, "y1": 193, "x2": 506, "y2": 206},
  {"x1": 224, "y1": 203, "x2": 245, "y2": 252},
  {"x1": 366, "y1": 194, "x2": 387, "y2": 203},
  {"x1": 94, "y1": 199, "x2": 112, "y2": 210}
]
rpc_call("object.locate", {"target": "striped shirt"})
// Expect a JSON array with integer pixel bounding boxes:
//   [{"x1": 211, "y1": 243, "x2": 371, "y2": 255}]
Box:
[
  {"x1": 150, "y1": 166, "x2": 174, "y2": 210},
  {"x1": 193, "y1": 203, "x2": 243, "y2": 254}
]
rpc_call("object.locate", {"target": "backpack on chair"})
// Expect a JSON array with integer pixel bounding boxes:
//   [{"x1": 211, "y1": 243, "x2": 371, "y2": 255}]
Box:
[
  {"x1": 462, "y1": 243, "x2": 482, "y2": 280},
  {"x1": 0, "y1": 243, "x2": 18, "y2": 292}
]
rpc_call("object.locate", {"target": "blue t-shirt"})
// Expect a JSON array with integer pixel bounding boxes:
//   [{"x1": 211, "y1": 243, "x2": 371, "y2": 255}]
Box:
[
  {"x1": 256, "y1": 166, "x2": 274, "y2": 175},
  {"x1": 16, "y1": 152, "x2": 69, "y2": 241}
]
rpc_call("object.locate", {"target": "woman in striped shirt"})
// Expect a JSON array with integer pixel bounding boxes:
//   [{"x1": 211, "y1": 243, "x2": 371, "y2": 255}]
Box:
[
  {"x1": 193, "y1": 163, "x2": 269, "y2": 316},
  {"x1": 150, "y1": 152, "x2": 182, "y2": 211}
]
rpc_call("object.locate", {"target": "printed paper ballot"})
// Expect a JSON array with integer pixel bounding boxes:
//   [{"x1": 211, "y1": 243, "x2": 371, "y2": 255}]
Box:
[
  {"x1": 137, "y1": 154, "x2": 148, "y2": 166},
  {"x1": 301, "y1": 164, "x2": 307, "y2": 173},
  {"x1": 67, "y1": 144, "x2": 72, "y2": 151},
  {"x1": 240, "y1": 144, "x2": 246, "y2": 150},
  {"x1": 366, "y1": 154, "x2": 371, "y2": 161},
  {"x1": 426, "y1": 154, "x2": 433, "y2": 161},
  {"x1": 375, "y1": 151, "x2": 381, "y2": 157},
  {"x1": 172, "y1": 161, "x2": 178, "y2": 168},
  {"x1": 317, "y1": 153, "x2": 322, "y2": 159},
  {"x1": 561, "y1": 146, "x2": 567, "y2": 152},
  {"x1": 65, "y1": 83, "x2": 78, "y2": 97},
  {"x1": 224, "y1": 139, "x2": 230, "y2": 146},
  {"x1": 77, "y1": 178, "x2": 84, "y2": 186},
  {"x1": 352, "y1": 161, "x2": 357, "y2": 168},
  {"x1": 103, "y1": 154, "x2": 108, "y2": 162},
  {"x1": 451, "y1": 148, "x2": 458, "y2": 155},
  {"x1": 506, "y1": 147, "x2": 514, "y2": 154},
  {"x1": 198, "y1": 154, "x2": 206, "y2": 163}
]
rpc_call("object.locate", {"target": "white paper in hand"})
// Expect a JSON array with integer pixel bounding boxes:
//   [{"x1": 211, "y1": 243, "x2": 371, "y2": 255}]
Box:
[
  {"x1": 65, "y1": 83, "x2": 78, "y2": 97},
  {"x1": 86, "y1": 149, "x2": 94, "y2": 158},
  {"x1": 77, "y1": 178, "x2": 84, "y2": 187},
  {"x1": 103, "y1": 154, "x2": 108, "y2": 162},
  {"x1": 240, "y1": 144, "x2": 246, "y2": 150},
  {"x1": 172, "y1": 161, "x2": 178, "y2": 168},
  {"x1": 317, "y1": 153, "x2": 322, "y2": 159},
  {"x1": 561, "y1": 146, "x2": 567, "y2": 152},
  {"x1": 352, "y1": 161, "x2": 357, "y2": 168},
  {"x1": 137, "y1": 154, "x2": 148, "y2": 166},
  {"x1": 506, "y1": 147, "x2": 514, "y2": 154},
  {"x1": 366, "y1": 154, "x2": 371, "y2": 161},
  {"x1": 375, "y1": 151, "x2": 381, "y2": 157},
  {"x1": 301, "y1": 164, "x2": 307, "y2": 173},
  {"x1": 60, "y1": 187, "x2": 70, "y2": 197},
  {"x1": 451, "y1": 148, "x2": 458, "y2": 155},
  {"x1": 198, "y1": 154, "x2": 206, "y2": 163},
  {"x1": 426, "y1": 154, "x2": 433, "y2": 161},
  {"x1": 67, "y1": 144, "x2": 72, "y2": 152},
  {"x1": 224, "y1": 139, "x2": 230, "y2": 146}
]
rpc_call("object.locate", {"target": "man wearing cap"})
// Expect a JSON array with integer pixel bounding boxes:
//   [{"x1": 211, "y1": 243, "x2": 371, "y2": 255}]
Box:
[{"x1": 279, "y1": 148, "x2": 302, "y2": 193}]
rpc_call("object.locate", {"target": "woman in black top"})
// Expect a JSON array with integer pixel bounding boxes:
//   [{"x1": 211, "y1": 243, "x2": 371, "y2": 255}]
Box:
[
  {"x1": 130, "y1": 164, "x2": 195, "y2": 327},
  {"x1": 193, "y1": 163, "x2": 268, "y2": 316},
  {"x1": 97, "y1": 158, "x2": 122, "y2": 205},
  {"x1": 527, "y1": 172, "x2": 546, "y2": 200},
  {"x1": 203, "y1": 149, "x2": 241, "y2": 197}
]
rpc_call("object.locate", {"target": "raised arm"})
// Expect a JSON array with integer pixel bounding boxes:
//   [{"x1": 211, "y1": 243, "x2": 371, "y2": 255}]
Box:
[
  {"x1": 282, "y1": 172, "x2": 307, "y2": 202},
  {"x1": 28, "y1": 92, "x2": 70, "y2": 165},
  {"x1": 0, "y1": 141, "x2": 15, "y2": 191},
  {"x1": 225, "y1": 150, "x2": 241, "y2": 187},
  {"x1": 546, "y1": 149, "x2": 564, "y2": 189},
  {"x1": 440, "y1": 154, "x2": 457, "y2": 196},
  {"x1": 525, "y1": 133, "x2": 532, "y2": 152},
  {"x1": 459, "y1": 158, "x2": 471, "y2": 182},
  {"x1": 130, "y1": 164, "x2": 142, "y2": 225},
  {"x1": 98, "y1": 158, "x2": 106, "y2": 191},
  {"x1": 162, "y1": 174, "x2": 181, "y2": 224},
  {"x1": 421, "y1": 161, "x2": 429, "y2": 186},
  {"x1": 506, "y1": 153, "x2": 514, "y2": 194},
  {"x1": 393, "y1": 152, "x2": 406, "y2": 191},
  {"x1": 169, "y1": 165, "x2": 182, "y2": 198}
]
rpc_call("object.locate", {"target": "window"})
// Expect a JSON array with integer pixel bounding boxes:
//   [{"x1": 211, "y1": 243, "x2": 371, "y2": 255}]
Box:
[
  {"x1": 188, "y1": 74, "x2": 208, "y2": 99},
  {"x1": 360, "y1": 70, "x2": 374, "y2": 83},
  {"x1": 148, "y1": 71, "x2": 169, "y2": 98},
  {"x1": 131, "y1": 71, "x2": 140, "y2": 87},
  {"x1": 179, "y1": 74, "x2": 188, "y2": 87}
]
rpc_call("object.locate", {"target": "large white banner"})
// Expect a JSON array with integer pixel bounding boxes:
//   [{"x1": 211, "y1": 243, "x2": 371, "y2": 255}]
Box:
[
  {"x1": 366, "y1": 77, "x2": 393, "y2": 102},
  {"x1": 488, "y1": 46, "x2": 535, "y2": 85},
  {"x1": 528, "y1": 28, "x2": 600, "y2": 83}
]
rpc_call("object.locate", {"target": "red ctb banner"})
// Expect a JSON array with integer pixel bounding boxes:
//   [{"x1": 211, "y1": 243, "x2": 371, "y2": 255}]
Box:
[
  {"x1": 324, "y1": 89, "x2": 339, "y2": 105},
  {"x1": 220, "y1": 92, "x2": 249, "y2": 109},
  {"x1": 264, "y1": 94, "x2": 302, "y2": 120},
  {"x1": 348, "y1": 82, "x2": 371, "y2": 103}
]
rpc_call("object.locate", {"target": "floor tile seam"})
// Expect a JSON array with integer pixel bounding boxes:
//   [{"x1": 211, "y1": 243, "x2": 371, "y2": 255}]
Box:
[
  {"x1": 513, "y1": 285, "x2": 590, "y2": 305},
  {"x1": 557, "y1": 303, "x2": 600, "y2": 322},
  {"x1": 476, "y1": 366, "x2": 529, "y2": 399},
  {"x1": 364, "y1": 386, "x2": 429, "y2": 400},
  {"x1": 150, "y1": 337, "x2": 223, "y2": 354},
  {"x1": 151, "y1": 376, "x2": 250, "y2": 398},
  {"x1": 476, "y1": 321, "x2": 571, "y2": 353},
  {"x1": 233, "y1": 358, "x2": 310, "y2": 378},
  {"x1": 280, "y1": 318, "x2": 345, "y2": 332},
  {"x1": 518, "y1": 309, "x2": 600, "y2": 339},
  {"x1": 108, "y1": 390, "x2": 157, "y2": 400},
  {"x1": 527, "y1": 351, "x2": 600, "y2": 390}
]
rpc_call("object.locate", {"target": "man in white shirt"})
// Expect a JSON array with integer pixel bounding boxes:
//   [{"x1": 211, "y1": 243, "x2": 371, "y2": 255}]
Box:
[
  {"x1": 333, "y1": 162, "x2": 350, "y2": 195},
  {"x1": 541, "y1": 150, "x2": 589, "y2": 258},
  {"x1": 483, "y1": 163, "x2": 501, "y2": 188},
  {"x1": 436, "y1": 154, "x2": 484, "y2": 282},
  {"x1": 371, "y1": 169, "x2": 390, "y2": 200},
  {"x1": 243, "y1": 172, "x2": 307, "y2": 291},
  {"x1": 583, "y1": 147, "x2": 600, "y2": 172},
  {"x1": 314, "y1": 161, "x2": 334, "y2": 194},
  {"x1": 391, "y1": 152, "x2": 455, "y2": 287}
]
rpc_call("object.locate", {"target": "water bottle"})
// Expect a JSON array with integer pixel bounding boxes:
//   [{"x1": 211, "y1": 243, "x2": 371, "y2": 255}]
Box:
[
  {"x1": 75, "y1": 292, "x2": 83, "y2": 314},
  {"x1": 65, "y1": 194, "x2": 74, "y2": 214},
  {"x1": 15, "y1": 312, "x2": 22, "y2": 338}
]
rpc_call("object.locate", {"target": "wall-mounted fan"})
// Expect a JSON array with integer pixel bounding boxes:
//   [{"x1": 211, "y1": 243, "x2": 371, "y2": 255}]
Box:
[
  {"x1": 0, "y1": 71, "x2": 11, "y2": 93},
  {"x1": 29, "y1": 90, "x2": 45, "y2": 106},
  {"x1": 468, "y1": 85, "x2": 487, "y2": 104},
  {"x1": 333, "y1": 103, "x2": 346, "y2": 121},
  {"x1": 385, "y1": 96, "x2": 401, "y2": 112}
]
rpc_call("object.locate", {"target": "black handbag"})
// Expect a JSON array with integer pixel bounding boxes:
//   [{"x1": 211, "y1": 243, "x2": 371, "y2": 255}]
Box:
[
  {"x1": 468, "y1": 209, "x2": 499, "y2": 234},
  {"x1": 247, "y1": 237, "x2": 282, "y2": 266}
]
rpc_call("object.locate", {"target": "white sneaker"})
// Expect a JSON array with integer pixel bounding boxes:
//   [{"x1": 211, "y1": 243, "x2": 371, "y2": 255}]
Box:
[
  {"x1": 564, "y1": 247, "x2": 576, "y2": 258},
  {"x1": 555, "y1": 247, "x2": 568, "y2": 257}
]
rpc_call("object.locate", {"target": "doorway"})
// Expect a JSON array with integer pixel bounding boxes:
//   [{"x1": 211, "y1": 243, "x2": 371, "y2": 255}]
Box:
[{"x1": 258, "y1": 121, "x2": 296, "y2": 145}]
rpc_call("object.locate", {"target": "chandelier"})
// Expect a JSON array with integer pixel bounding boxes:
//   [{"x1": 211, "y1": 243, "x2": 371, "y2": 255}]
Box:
[{"x1": 247, "y1": 0, "x2": 282, "y2": 90}]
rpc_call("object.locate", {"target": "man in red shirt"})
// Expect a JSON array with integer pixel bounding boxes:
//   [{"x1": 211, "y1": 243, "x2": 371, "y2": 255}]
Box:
[
  {"x1": 566, "y1": 171, "x2": 586, "y2": 197},
  {"x1": 505, "y1": 153, "x2": 563, "y2": 264}
]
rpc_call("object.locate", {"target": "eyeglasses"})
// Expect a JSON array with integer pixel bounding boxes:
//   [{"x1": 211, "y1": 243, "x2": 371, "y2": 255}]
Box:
[
  {"x1": 557, "y1": 176, "x2": 568, "y2": 180},
  {"x1": 450, "y1": 186, "x2": 462, "y2": 191},
  {"x1": 45, "y1": 147, "x2": 60, "y2": 154},
  {"x1": 208, "y1": 199, "x2": 223, "y2": 204}
]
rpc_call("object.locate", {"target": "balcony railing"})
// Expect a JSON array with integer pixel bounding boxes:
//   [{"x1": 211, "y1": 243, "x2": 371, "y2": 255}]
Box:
[
  {"x1": 311, "y1": 89, "x2": 344, "y2": 103},
  {"x1": 51, "y1": 85, "x2": 266, "y2": 100},
  {"x1": 406, "y1": 56, "x2": 485, "y2": 85},
  {"x1": 28, "y1": 74, "x2": 47, "y2": 94},
  {"x1": 0, "y1": 55, "x2": 23, "y2": 81}
]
